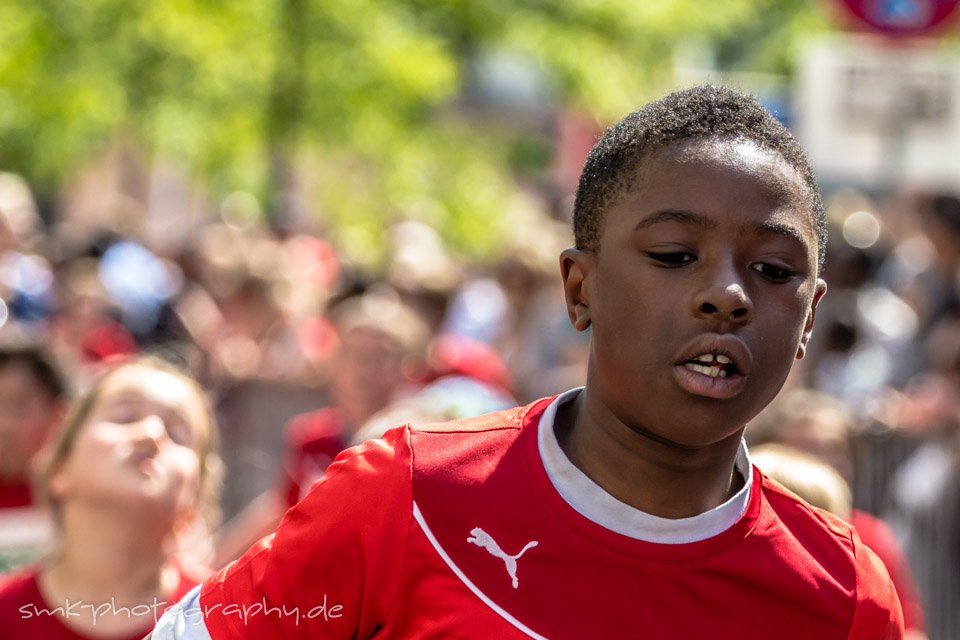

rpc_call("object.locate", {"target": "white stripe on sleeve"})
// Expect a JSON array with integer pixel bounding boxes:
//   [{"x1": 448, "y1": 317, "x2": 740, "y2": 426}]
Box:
[{"x1": 151, "y1": 584, "x2": 214, "y2": 639}]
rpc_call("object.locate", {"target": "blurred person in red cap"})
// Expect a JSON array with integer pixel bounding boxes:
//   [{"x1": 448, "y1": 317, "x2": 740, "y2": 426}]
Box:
[{"x1": 347, "y1": 333, "x2": 517, "y2": 447}]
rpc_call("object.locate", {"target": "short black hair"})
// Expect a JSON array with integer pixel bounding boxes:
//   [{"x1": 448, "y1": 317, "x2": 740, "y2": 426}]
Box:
[
  {"x1": 0, "y1": 345, "x2": 67, "y2": 400},
  {"x1": 573, "y1": 85, "x2": 826, "y2": 270}
]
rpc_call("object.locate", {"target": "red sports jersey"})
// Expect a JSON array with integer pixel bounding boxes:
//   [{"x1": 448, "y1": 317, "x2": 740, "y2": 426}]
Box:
[
  {"x1": 172, "y1": 396, "x2": 903, "y2": 639},
  {"x1": 0, "y1": 565, "x2": 198, "y2": 640}
]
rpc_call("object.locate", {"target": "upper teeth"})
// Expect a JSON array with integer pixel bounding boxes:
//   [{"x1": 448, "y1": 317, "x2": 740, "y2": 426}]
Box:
[{"x1": 693, "y1": 353, "x2": 732, "y2": 364}]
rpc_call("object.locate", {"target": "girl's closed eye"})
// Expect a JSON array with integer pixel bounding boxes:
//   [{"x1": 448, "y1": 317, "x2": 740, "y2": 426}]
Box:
[
  {"x1": 107, "y1": 403, "x2": 142, "y2": 424},
  {"x1": 165, "y1": 418, "x2": 194, "y2": 447}
]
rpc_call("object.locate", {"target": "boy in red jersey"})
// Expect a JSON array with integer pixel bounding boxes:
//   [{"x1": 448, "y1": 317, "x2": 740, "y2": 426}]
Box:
[{"x1": 150, "y1": 85, "x2": 903, "y2": 639}]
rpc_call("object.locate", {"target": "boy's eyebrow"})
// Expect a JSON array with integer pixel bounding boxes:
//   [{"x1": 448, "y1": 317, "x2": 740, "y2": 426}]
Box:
[
  {"x1": 634, "y1": 210, "x2": 810, "y2": 248},
  {"x1": 746, "y1": 220, "x2": 806, "y2": 247},
  {"x1": 634, "y1": 209, "x2": 717, "y2": 231}
]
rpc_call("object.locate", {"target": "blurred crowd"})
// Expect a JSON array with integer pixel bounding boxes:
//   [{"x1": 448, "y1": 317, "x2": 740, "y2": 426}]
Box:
[{"x1": 0, "y1": 169, "x2": 960, "y2": 638}]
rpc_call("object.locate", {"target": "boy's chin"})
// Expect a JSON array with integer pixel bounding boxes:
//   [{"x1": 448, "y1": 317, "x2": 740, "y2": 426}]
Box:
[
  {"x1": 621, "y1": 416, "x2": 746, "y2": 451},
  {"x1": 629, "y1": 401, "x2": 764, "y2": 450}
]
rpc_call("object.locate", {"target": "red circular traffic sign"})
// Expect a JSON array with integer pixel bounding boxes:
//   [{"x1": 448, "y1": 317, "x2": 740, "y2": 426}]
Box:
[{"x1": 837, "y1": 0, "x2": 960, "y2": 36}]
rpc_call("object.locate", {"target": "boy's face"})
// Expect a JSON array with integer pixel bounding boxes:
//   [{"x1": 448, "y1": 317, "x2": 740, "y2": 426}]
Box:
[{"x1": 561, "y1": 139, "x2": 826, "y2": 448}]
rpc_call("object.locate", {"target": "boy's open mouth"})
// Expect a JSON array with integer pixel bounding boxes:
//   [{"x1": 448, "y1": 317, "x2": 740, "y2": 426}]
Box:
[
  {"x1": 672, "y1": 339, "x2": 750, "y2": 400},
  {"x1": 681, "y1": 353, "x2": 740, "y2": 378}
]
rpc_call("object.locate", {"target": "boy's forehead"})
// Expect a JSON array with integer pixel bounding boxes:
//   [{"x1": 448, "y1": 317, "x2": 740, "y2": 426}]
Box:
[
  {"x1": 650, "y1": 139, "x2": 807, "y2": 196},
  {"x1": 615, "y1": 138, "x2": 818, "y2": 233}
]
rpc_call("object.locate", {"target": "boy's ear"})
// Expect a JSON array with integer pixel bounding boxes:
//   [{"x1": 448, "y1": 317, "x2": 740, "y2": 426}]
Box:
[
  {"x1": 560, "y1": 248, "x2": 594, "y2": 332},
  {"x1": 796, "y1": 278, "x2": 827, "y2": 360}
]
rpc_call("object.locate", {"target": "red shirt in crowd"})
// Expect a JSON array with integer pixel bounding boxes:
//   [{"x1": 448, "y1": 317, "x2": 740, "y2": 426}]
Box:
[
  {"x1": 0, "y1": 483, "x2": 32, "y2": 510},
  {"x1": 0, "y1": 565, "x2": 200, "y2": 640},
  {"x1": 278, "y1": 408, "x2": 348, "y2": 508}
]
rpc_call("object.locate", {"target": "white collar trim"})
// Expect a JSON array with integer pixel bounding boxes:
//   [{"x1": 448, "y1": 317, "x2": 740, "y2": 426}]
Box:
[{"x1": 537, "y1": 388, "x2": 753, "y2": 544}]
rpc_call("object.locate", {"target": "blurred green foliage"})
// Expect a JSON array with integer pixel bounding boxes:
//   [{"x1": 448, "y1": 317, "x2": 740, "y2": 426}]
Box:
[{"x1": 0, "y1": 0, "x2": 830, "y2": 260}]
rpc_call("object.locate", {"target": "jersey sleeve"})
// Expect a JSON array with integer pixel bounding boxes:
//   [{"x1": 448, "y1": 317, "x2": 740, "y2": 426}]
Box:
[
  {"x1": 847, "y1": 533, "x2": 905, "y2": 640},
  {"x1": 173, "y1": 426, "x2": 413, "y2": 639}
]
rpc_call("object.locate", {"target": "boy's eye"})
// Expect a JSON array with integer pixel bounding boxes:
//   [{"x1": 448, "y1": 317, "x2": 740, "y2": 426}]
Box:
[
  {"x1": 751, "y1": 262, "x2": 796, "y2": 282},
  {"x1": 646, "y1": 251, "x2": 695, "y2": 266}
]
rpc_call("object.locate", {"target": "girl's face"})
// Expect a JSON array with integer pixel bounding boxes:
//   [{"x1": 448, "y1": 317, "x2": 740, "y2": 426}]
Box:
[{"x1": 51, "y1": 365, "x2": 208, "y2": 522}]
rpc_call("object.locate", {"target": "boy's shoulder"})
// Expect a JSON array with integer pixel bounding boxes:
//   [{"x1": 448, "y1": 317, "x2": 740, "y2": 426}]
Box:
[
  {"x1": 760, "y1": 473, "x2": 905, "y2": 636},
  {"x1": 757, "y1": 470, "x2": 856, "y2": 541},
  {"x1": 409, "y1": 396, "x2": 550, "y2": 436},
  {"x1": 755, "y1": 469, "x2": 901, "y2": 604},
  {"x1": 756, "y1": 470, "x2": 873, "y2": 574},
  {"x1": 402, "y1": 397, "x2": 553, "y2": 472},
  {"x1": 309, "y1": 397, "x2": 552, "y2": 493}
]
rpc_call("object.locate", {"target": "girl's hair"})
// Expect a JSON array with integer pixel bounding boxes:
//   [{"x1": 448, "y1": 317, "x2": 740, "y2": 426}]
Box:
[
  {"x1": 746, "y1": 388, "x2": 853, "y2": 445},
  {"x1": 751, "y1": 443, "x2": 852, "y2": 519},
  {"x1": 35, "y1": 355, "x2": 223, "y2": 532}
]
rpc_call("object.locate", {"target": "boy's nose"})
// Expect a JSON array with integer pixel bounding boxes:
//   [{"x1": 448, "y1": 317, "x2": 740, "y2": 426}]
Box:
[{"x1": 692, "y1": 275, "x2": 753, "y2": 325}]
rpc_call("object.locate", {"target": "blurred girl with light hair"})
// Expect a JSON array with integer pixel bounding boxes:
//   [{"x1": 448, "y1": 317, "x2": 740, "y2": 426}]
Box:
[{"x1": 0, "y1": 356, "x2": 221, "y2": 639}]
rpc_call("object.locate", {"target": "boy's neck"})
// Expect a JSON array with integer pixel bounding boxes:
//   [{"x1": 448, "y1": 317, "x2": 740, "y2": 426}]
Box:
[{"x1": 555, "y1": 389, "x2": 745, "y2": 519}]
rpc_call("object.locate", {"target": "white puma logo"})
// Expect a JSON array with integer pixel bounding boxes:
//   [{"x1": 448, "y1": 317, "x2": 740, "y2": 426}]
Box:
[{"x1": 467, "y1": 527, "x2": 538, "y2": 589}]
